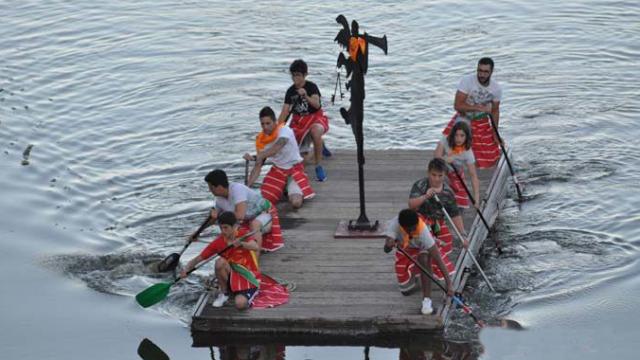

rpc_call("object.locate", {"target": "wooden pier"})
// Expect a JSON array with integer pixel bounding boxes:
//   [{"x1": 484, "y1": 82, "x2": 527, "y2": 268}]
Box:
[{"x1": 191, "y1": 149, "x2": 511, "y2": 347}]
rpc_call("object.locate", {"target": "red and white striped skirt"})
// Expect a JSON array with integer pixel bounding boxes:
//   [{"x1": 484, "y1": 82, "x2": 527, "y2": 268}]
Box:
[
  {"x1": 290, "y1": 110, "x2": 329, "y2": 144},
  {"x1": 394, "y1": 217, "x2": 455, "y2": 287},
  {"x1": 240, "y1": 205, "x2": 283, "y2": 253},
  {"x1": 252, "y1": 274, "x2": 290, "y2": 309},
  {"x1": 260, "y1": 162, "x2": 314, "y2": 205},
  {"x1": 229, "y1": 265, "x2": 260, "y2": 293},
  {"x1": 448, "y1": 167, "x2": 471, "y2": 208}
]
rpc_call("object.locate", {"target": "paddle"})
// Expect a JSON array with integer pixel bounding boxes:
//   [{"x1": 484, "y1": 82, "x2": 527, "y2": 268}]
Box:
[
  {"x1": 137, "y1": 242, "x2": 233, "y2": 308},
  {"x1": 449, "y1": 162, "x2": 503, "y2": 254},
  {"x1": 136, "y1": 225, "x2": 266, "y2": 308},
  {"x1": 244, "y1": 159, "x2": 250, "y2": 186},
  {"x1": 398, "y1": 246, "x2": 525, "y2": 329},
  {"x1": 137, "y1": 338, "x2": 170, "y2": 360},
  {"x1": 433, "y1": 194, "x2": 496, "y2": 292},
  {"x1": 395, "y1": 245, "x2": 485, "y2": 327},
  {"x1": 487, "y1": 113, "x2": 524, "y2": 202},
  {"x1": 157, "y1": 214, "x2": 212, "y2": 273}
]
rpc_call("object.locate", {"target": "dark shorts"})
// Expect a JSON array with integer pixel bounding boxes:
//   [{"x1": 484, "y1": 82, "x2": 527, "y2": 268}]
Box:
[
  {"x1": 227, "y1": 278, "x2": 259, "y2": 305},
  {"x1": 234, "y1": 287, "x2": 259, "y2": 304}
]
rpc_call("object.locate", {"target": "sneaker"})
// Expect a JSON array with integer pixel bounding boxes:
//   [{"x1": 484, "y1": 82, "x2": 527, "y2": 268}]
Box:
[
  {"x1": 322, "y1": 143, "x2": 332, "y2": 158},
  {"x1": 315, "y1": 165, "x2": 327, "y2": 182},
  {"x1": 212, "y1": 292, "x2": 229, "y2": 308},
  {"x1": 421, "y1": 297, "x2": 433, "y2": 315}
]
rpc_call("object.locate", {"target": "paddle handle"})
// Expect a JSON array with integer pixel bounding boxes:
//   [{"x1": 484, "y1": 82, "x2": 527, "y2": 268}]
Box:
[
  {"x1": 396, "y1": 246, "x2": 448, "y2": 293},
  {"x1": 451, "y1": 163, "x2": 502, "y2": 243},
  {"x1": 182, "y1": 244, "x2": 234, "y2": 278},
  {"x1": 449, "y1": 163, "x2": 502, "y2": 254},
  {"x1": 449, "y1": 163, "x2": 491, "y2": 231},
  {"x1": 396, "y1": 246, "x2": 483, "y2": 327},
  {"x1": 180, "y1": 212, "x2": 214, "y2": 256},
  {"x1": 177, "y1": 243, "x2": 190, "y2": 256},
  {"x1": 178, "y1": 222, "x2": 270, "y2": 281},
  {"x1": 449, "y1": 162, "x2": 478, "y2": 205},
  {"x1": 244, "y1": 159, "x2": 249, "y2": 185},
  {"x1": 433, "y1": 194, "x2": 496, "y2": 292},
  {"x1": 193, "y1": 212, "x2": 213, "y2": 240},
  {"x1": 486, "y1": 114, "x2": 524, "y2": 201}
]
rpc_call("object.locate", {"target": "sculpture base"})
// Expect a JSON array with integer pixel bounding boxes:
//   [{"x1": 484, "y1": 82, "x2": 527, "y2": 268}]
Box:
[{"x1": 334, "y1": 220, "x2": 386, "y2": 239}]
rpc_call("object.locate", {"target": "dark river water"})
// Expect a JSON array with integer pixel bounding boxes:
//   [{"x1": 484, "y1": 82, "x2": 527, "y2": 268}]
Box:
[{"x1": 1, "y1": 0, "x2": 639, "y2": 359}]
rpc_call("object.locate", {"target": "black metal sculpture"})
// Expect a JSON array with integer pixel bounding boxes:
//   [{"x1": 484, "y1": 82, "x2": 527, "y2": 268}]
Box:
[{"x1": 334, "y1": 15, "x2": 387, "y2": 232}]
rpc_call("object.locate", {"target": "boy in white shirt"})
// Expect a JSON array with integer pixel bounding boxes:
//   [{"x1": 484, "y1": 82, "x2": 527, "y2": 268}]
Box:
[
  {"x1": 245, "y1": 106, "x2": 315, "y2": 209},
  {"x1": 189, "y1": 169, "x2": 283, "y2": 252},
  {"x1": 384, "y1": 209, "x2": 454, "y2": 315}
]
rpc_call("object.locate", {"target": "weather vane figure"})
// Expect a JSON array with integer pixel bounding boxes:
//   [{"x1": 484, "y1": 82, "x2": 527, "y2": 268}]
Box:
[{"x1": 334, "y1": 15, "x2": 387, "y2": 232}]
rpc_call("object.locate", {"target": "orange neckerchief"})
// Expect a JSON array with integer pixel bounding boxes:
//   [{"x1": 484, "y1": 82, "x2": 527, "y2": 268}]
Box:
[
  {"x1": 451, "y1": 144, "x2": 466, "y2": 156},
  {"x1": 398, "y1": 219, "x2": 427, "y2": 249},
  {"x1": 255, "y1": 124, "x2": 283, "y2": 152}
]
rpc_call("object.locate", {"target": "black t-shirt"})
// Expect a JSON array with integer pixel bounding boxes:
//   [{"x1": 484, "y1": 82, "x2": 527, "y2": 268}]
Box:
[{"x1": 284, "y1": 81, "x2": 321, "y2": 116}]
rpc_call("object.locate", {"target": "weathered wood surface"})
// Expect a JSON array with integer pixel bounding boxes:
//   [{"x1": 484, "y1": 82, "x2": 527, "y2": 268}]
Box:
[{"x1": 192, "y1": 149, "x2": 496, "y2": 346}]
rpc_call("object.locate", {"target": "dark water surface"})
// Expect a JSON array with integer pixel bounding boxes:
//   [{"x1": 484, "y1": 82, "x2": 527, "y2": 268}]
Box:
[{"x1": 1, "y1": 0, "x2": 639, "y2": 359}]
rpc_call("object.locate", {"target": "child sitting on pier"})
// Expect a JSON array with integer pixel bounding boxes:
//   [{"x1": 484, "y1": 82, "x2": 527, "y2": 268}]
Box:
[
  {"x1": 384, "y1": 209, "x2": 454, "y2": 315},
  {"x1": 434, "y1": 121, "x2": 481, "y2": 209},
  {"x1": 181, "y1": 211, "x2": 261, "y2": 310},
  {"x1": 408, "y1": 158, "x2": 469, "y2": 283},
  {"x1": 276, "y1": 59, "x2": 330, "y2": 181},
  {"x1": 245, "y1": 106, "x2": 315, "y2": 209},
  {"x1": 190, "y1": 169, "x2": 283, "y2": 252}
]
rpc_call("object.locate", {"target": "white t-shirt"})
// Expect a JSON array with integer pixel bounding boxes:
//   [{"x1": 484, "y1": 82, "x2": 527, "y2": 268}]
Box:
[
  {"x1": 385, "y1": 217, "x2": 436, "y2": 251},
  {"x1": 265, "y1": 126, "x2": 302, "y2": 169},
  {"x1": 457, "y1": 73, "x2": 502, "y2": 119},
  {"x1": 215, "y1": 182, "x2": 268, "y2": 220},
  {"x1": 439, "y1": 135, "x2": 476, "y2": 170}
]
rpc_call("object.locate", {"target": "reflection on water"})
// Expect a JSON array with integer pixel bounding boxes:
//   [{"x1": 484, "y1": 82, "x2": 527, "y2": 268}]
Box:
[
  {"x1": 137, "y1": 339, "x2": 486, "y2": 360},
  {"x1": 135, "y1": 319, "x2": 525, "y2": 359}
]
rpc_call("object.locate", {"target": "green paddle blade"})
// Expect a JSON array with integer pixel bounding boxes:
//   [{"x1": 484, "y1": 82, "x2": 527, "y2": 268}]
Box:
[{"x1": 136, "y1": 282, "x2": 173, "y2": 308}]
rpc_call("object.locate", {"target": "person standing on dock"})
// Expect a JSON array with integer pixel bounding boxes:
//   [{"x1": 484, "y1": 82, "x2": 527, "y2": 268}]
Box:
[
  {"x1": 408, "y1": 158, "x2": 469, "y2": 282},
  {"x1": 384, "y1": 209, "x2": 454, "y2": 315},
  {"x1": 191, "y1": 169, "x2": 283, "y2": 252},
  {"x1": 443, "y1": 57, "x2": 502, "y2": 168},
  {"x1": 245, "y1": 106, "x2": 315, "y2": 209},
  {"x1": 276, "y1": 59, "x2": 330, "y2": 182},
  {"x1": 181, "y1": 211, "x2": 261, "y2": 310},
  {"x1": 434, "y1": 121, "x2": 481, "y2": 209}
]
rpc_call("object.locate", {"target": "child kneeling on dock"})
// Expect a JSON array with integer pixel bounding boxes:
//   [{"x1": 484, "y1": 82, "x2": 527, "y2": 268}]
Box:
[
  {"x1": 181, "y1": 211, "x2": 261, "y2": 310},
  {"x1": 408, "y1": 158, "x2": 470, "y2": 281},
  {"x1": 245, "y1": 106, "x2": 315, "y2": 208},
  {"x1": 384, "y1": 209, "x2": 454, "y2": 315}
]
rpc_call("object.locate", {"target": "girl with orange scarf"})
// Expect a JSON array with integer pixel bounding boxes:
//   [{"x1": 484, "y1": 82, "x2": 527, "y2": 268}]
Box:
[{"x1": 435, "y1": 121, "x2": 481, "y2": 209}]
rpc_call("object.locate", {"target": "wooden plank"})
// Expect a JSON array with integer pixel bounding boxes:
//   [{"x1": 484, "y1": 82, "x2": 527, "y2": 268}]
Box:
[{"x1": 191, "y1": 149, "x2": 502, "y2": 347}]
